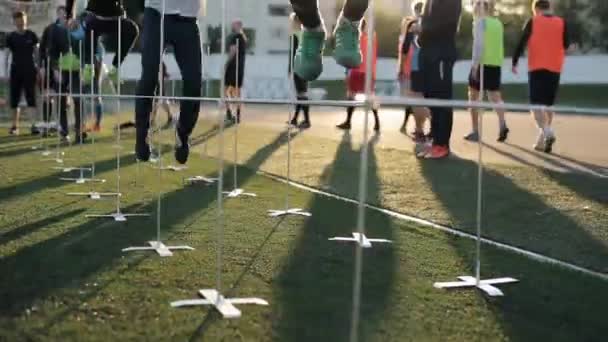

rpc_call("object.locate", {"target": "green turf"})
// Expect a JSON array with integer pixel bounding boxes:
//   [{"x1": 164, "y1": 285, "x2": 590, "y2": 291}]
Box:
[{"x1": 1, "y1": 113, "x2": 607, "y2": 341}]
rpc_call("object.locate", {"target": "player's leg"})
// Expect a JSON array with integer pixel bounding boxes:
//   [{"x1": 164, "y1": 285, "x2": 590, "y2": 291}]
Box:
[
  {"x1": 334, "y1": 0, "x2": 369, "y2": 68},
  {"x1": 171, "y1": 16, "x2": 202, "y2": 164},
  {"x1": 290, "y1": 0, "x2": 325, "y2": 81},
  {"x1": 464, "y1": 67, "x2": 481, "y2": 142},
  {"x1": 134, "y1": 7, "x2": 163, "y2": 161}
]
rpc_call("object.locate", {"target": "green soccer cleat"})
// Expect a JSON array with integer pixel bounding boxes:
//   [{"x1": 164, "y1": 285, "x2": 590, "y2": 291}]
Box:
[
  {"x1": 333, "y1": 18, "x2": 362, "y2": 69},
  {"x1": 106, "y1": 66, "x2": 120, "y2": 84},
  {"x1": 294, "y1": 30, "x2": 325, "y2": 81},
  {"x1": 82, "y1": 64, "x2": 95, "y2": 84}
]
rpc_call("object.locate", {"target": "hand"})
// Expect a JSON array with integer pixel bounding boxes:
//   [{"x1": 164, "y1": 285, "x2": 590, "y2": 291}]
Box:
[
  {"x1": 67, "y1": 19, "x2": 78, "y2": 30},
  {"x1": 511, "y1": 65, "x2": 518, "y2": 75}
]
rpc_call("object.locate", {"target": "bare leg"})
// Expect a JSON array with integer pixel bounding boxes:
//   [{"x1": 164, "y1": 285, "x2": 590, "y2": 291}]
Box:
[
  {"x1": 12, "y1": 107, "x2": 20, "y2": 130},
  {"x1": 488, "y1": 91, "x2": 506, "y2": 129},
  {"x1": 468, "y1": 87, "x2": 480, "y2": 133}
]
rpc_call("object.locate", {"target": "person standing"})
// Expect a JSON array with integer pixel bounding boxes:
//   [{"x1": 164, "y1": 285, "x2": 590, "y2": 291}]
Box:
[
  {"x1": 512, "y1": 0, "x2": 572, "y2": 153},
  {"x1": 4, "y1": 11, "x2": 39, "y2": 136},
  {"x1": 416, "y1": 0, "x2": 462, "y2": 159},
  {"x1": 336, "y1": 18, "x2": 380, "y2": 132},
  {"x1": 134, "y1": 0, "x2": 202, "y2": 165},
  {"x1": 65, "y1": 0, "x2": 139, "y2": 84},
  {"x1": 289, "y1": 0, "x2": 370, "y2": 81},
  {"x1": 398, "y1": 0, "x2": 424, "y2": 133},
  {"x1": 464, "y1": 0, "x2": 509, "y2": 143},
  {"x1": 398, "y1": 10, "x2": 430, "y2": 142},
  {"x1": 288, "y1": 13, "x2": 312, "y2": 129},
  {"x1": 224, "y1": 20, "x2": 247, "y2": 124}
]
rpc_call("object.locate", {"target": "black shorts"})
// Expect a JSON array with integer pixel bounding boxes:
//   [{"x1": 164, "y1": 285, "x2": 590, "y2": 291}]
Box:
[
  {"x1": 468, "y1": 65, "x2": 501, "y2": 91},
  {"x1": 10, "y1": 67, "x2": 37, "y2": 108},
  {"x1": 410, "y1": 71, "x2": 425, "y2": 93},
  {"x1": 529, "y1": 70, "x2": 561, "y2": 106},
  {"x1": 224, "y1": 63, "x2": 245, "y2": 88}
]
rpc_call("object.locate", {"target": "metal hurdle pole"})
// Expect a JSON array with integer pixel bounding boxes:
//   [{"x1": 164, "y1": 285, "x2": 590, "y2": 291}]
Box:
[
  {"x1": 223, "y1": 38, "x2": 256, "y2": 198},
  {"x1": 67, "y1": 31, "x2": 116, "y2": 199},
  {"x1": 268, "y1": 33, "x2": 310, "y2": 218},
  {"x1": 433, "y1": 2, "x2": 517, "y2": 296},
  {"x1": 185, "y1": 32, "x2": 217, "y2": 185},
  {"x1": 329, "y1": 3, "x2": 392, "y2": 252},
  {"x1": 171, "y1": 0, "x2": 268, "y2": 317},
  {"x1": 122, "y1": 0, "x2": 193, "y2": 256},
  {"x1": 39, "y1": 56, "x2": 52, "y2": 157},
  {"x1": 61, "y1": 41, "x2": 105, "y2": 184},
  {"x1": 86, "y1": 17, "x2": 148, "y2": 222},
  {"x1": 42, "y1": 53, "x2": 65, "y2": 164}
]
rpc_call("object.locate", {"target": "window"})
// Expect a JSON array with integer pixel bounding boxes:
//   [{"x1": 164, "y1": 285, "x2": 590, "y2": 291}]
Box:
[
  {"x1": 270, "y1": 27, "x2": 286, "y2": 40},
  {"x1": 268, "y1": 4, "x2": 290, "y2": 16}
]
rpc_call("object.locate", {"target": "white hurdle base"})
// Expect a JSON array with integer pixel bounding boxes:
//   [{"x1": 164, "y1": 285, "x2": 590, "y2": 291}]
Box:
[
  {"x1": 434, "y1": 276, "x2": 518, "y2": 297},
  {"x1": 40, "y1": 150, "x2": 52, "y2": 157},
  {"x1": 122, "y1": 241, "x2": 194, "y2": 257},
  {"x1": 267, "y1": 208, "x2": 311, "y2": 218},
  {"x1": 171, "y1": 289, "x2": 268, "y2": 319},
  {"x1": 42, "y1": 157, "x2": 65, "y2": 164},
  {"x1": 153, "y1": 164, "x2": 187, "y2": 172},
  {"x1": 329, "y1": 232, "x2": 392, "y2": 248},
  {"x1": 68, "y1": 192, "x2": 121, "y2": 200},
  {"x1": 52, "y1": 166, "x2": 92, "y2": 173},
  {"x1": 223, "y1": 188, "x2": 257, "y2": 198},
  {"x1": 86, "y1": 211, "x2": 150, "y2": 222},
  {"x1": 59, "y1": 177, "x2": 106, "y2": 184},
  {"x1": 184, "y1": 175, "x2": 217, "y2": 185}
]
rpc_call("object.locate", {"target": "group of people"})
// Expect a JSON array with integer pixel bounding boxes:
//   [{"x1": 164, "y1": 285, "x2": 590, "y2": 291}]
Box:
[{"x1": 2, "y1": 0, "x2": 571, "y2": 164}]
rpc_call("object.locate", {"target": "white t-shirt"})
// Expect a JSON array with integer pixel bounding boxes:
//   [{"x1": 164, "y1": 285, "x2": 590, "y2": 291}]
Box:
[{"x1": 145, "y1": 0, "x2": 201, "y2": 18}]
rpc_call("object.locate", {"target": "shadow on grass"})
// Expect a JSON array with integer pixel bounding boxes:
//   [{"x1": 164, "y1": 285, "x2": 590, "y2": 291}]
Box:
[
  {"x1": 420, "y1": 154, "x2": 608, "y2": 341},
  {"x1": 0, "y1": 208, "x2": 86, "y2": 245},
  {"x1": 0, "y1": 126, "x2": 221, "y2": 205},
  {"x1": 0, "y1": 173, "x2": 221, "y2": 317},
  {"x1": 504, "y1": 143, "x2": 608, "y2": 203},
  {"x1": 419, "y1": 155, "x2": 608, "y2": 271},
  {"x1": 273, "y1": 132, "x2": 396, "y2": 341}
]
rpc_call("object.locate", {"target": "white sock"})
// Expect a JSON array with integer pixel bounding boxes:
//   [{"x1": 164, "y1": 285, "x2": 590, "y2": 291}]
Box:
[{"x1": 543, "y1": 126, "x2": 554, "y2": 137}]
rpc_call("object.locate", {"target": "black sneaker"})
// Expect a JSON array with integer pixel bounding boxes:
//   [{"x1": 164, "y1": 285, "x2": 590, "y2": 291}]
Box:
[
  {"x1": 174, "y1": 129, "x2": 190, "y2": 164},
  {"x1": 135, "y1": 128, "x2": 151, "y2": 161},
  {"x1": 336, "y1": 122, "x2": 351, "y2": 130},
  {"x1": 544, "y1": 135, "x2": 556, "y2": 154},
  {"x1": 9, "y1": 126, "x2": 19, "y2": 135},
  {"x1": 464, "y1": 132, "x2": 479, "y2": 142},
  {"x1": 74, "y1": 132, "x2": 88, "y2": 144},
  {"x1": 31, "y1": 124, "x2": 40, "y2": 135},
  {"x1": 497, "y1": 127, "x2": 510, "y2": 142},
  {"x1": 289, "y1": 118, "x2": 298, "y2": 127},
  {"x1": 298, "y1": 121, "x2": 311, "y2": 129}
]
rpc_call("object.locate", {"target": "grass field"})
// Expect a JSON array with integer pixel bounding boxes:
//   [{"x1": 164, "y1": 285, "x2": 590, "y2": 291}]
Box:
[{"x1": 0, "y1": 111, "x2": 607, "y2": 341}]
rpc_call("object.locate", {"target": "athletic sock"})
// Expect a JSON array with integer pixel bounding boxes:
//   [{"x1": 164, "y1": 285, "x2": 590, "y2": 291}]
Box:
[
  {"x1": 303, "y1": 105, "x2": 310, "y2": 122},
  {"x1": 498, "y1": 118, "x2": 507, "y2": 130},
  {"x1": 346, "y1": 106, "x2": 355, "y2": 123}
]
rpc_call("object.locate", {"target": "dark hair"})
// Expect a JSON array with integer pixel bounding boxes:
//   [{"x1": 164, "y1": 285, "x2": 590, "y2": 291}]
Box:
[
  {"x1": 13, "y1": 11, "x2": 26, "y2": 20},
  {"x1": 413, "y1": 1, "x2": 424, "y2": 13},
  {"x1": 533, "y1": 0, "x2": 551, "y2": 10}
]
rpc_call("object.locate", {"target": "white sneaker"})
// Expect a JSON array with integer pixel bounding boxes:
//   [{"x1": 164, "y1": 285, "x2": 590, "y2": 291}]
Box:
[
  {"x1": 533, "y1": 132, "x2": 545, "y2": 151},
  {"x1": 415, "y1": 142, "x2": 431, "y2": 158}
]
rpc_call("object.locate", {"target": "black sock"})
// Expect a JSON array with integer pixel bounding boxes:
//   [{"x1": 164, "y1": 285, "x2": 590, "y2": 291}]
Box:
[
  {"x1": 303, "y1": 105, "x2": 310, "y2": 122},
  {"x1": 293, "y1": 105, "x2": 301, "y2": 121},
  {"x1": 346, "y1": 106, "x2": 355, "y2": 123},
  {"x1": 372, "y1": 109, "x2": 380, "y2": 127},
  {"x1": 226, "y1": 108, "x2": 232, "y2": 118}
]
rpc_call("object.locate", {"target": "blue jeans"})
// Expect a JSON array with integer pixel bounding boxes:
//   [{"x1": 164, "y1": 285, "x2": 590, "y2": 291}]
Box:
[{"x1": 135, "y1": 8, "x2": 202, "y2": 137}]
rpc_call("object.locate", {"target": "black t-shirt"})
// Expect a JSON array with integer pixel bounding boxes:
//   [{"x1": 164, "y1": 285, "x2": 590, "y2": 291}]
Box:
[
  {"x1": 6, "y1": 30, "x2": 39, "y2": 69},
  {"x1": 227, "y1": 32, "x2": 247, "y2": 67}
]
